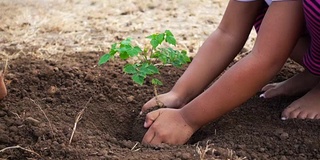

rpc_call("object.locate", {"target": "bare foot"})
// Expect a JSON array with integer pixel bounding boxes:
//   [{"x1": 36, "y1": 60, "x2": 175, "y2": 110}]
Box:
[
  {"x1": 281, "y1": 82, "x2": 320, "y2": 120},
  {"x1": 260, "y1": 70, "x2": 320, "y2": 98},
  {"x1": 261, "y1": 70, "x2": 320, "y2": 120}
]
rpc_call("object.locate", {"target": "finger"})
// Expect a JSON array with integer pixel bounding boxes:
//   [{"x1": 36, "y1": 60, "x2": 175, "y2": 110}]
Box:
[
  {"x1": 140, "y1": 97, "x2": 157, "y2": 115},
  {"x1": 148, "y1": 132, "x2": 162, "y2": 145},
  {"x1": 262, "y1": 88, "x2": 282, "y2": 98},
  {"x1": 142, "y1": 126, "x2": 163, "y2": 145},
  {"x1": 261, "y1": 83, "x2": 276, "y2": 92},
  {"x1": 144, "y1": 110, "x2": 161, "y2": 128},
  {"x1": 142, "y1": 128, "x2": 156, "y2": 144}
]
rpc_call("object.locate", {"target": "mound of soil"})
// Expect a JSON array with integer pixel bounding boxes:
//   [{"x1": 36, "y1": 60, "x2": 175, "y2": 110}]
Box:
[{"x1": 0, "y1": 53, "x2": 320, "y2": 160}]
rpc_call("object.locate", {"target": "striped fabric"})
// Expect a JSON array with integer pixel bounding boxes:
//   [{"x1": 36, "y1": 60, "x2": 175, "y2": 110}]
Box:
[
  {"x1": 303, "y1": 0, "x2": 320, "y2": 76},
  {"x1": 237, "y1": 0, "x2": 273, "y2": 5},
  {"x1": 253, "y1": 2, "x2": 269, "y2": 32}
]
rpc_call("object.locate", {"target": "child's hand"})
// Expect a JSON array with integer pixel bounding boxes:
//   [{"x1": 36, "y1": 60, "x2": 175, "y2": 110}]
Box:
[
  {"x1": 140, "y1": 91, "x2": 185, "y2": 114},
  {"x1": 142, "y1": 108, "x2": 195, "y2": 145},
  {"x1": 0, "y1": 69, "x2": 7, "y2": 100}
]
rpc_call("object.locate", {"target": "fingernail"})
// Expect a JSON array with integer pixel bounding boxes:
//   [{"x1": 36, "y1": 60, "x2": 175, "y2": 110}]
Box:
[
  {"x1": 144, "y1": 121, "x2": 147, "y2": 127},
  {"x1": 259, "y1": 93, "x2": 265, "y2": 98},
  {"x1": 281, "y1": 117, "x2": 287, "y2": 121}
]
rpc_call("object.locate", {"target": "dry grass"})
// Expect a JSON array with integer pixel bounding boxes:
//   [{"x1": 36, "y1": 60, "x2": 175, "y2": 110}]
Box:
[
  {"x1": 0, "y1": 0, "x2": 256, "y2": 62},
  {"x1": 69, "y1": 97, "x2": 92, "y2": 145},
  {"x1": 196, "y1": 141, "x2": 247, "y2": 160},
  {"x1": 0, "y1": 145, "x2": 42, "y2": 158},
  {"x1": 30, "y1": 98, "x2": 56, "y2": 139}
]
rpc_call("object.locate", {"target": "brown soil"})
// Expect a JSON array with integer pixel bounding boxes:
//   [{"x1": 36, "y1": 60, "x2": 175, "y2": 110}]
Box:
[
  {"x1": 1, "y1": 0, "x2": 320, "y2": 160},
  {"x1": 1, "y1": 53, "x2": 320, "y2": 160},
  {"x1": 131, "y1": 106, "x2": 161, "y2": 143}
]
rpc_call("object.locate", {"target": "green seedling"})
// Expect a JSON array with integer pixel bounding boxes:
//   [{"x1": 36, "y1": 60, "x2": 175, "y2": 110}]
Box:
[{"x1": 99, "y1": 30, "x2": 190, "y2": 105}]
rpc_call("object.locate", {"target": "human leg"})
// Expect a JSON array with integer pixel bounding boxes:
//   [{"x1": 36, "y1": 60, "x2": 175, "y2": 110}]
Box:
[
  {"x1": 260, "y1": 35, "x2": 320, "y2": 98},
  {"x1": 261, "y1": 0, "x2": 320, "y2": 120},
  {"x1": 281, "y1": 0, "x2": 320, "y2": 119},
  {"x1": 253, "y1": 2, "x2": 318, "y2": 98}
]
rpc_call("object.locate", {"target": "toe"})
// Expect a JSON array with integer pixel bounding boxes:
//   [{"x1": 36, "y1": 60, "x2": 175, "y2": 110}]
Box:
[
  {"x1": 282, "y1": 103, "x2": 300, "y2": 119},
  {"x1": 288, "y1": 108, "x2": 302, "y2": 119},
  {"x1": 306, "y1": 113, "x2": 318, "y2": 119},
  {"x1": 297, "y1": 111, "x2": 309, "y2": 119},
  {"x1": 315, "y1": 114, "x2": 320, "y2": 119}
]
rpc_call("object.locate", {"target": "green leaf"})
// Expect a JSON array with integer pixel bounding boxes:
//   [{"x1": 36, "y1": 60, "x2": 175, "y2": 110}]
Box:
[
  {"x1": 120, "y1": 38, "x2": 132, "y2": 45},
  {"x1": 156, "y1": 33, "x2": 165, "y2": 45},
  {"x1": 98, "y1": 54, "x2": 112, "y2": 65},
  {"x1": 123, "y1": 64, "x2": 137, "y2": 74},
  {"x1": 158, "y1": 52, "x2": 168, "y2": 64},
  {"x1": 151, "y1": 51, "x2": 160, "y2": 58},
  {"x1": 139, "y1": 63, "x2": 151, "y2": 75},
  {"x1": 165, "y1": 35, "x2": 176, "y2": 46},
  {"x1": 147, "y1": 64, "x2": 159, "y2": 74},
  {"x1": 109, "y1": 43, "x2": 118, "y2": 56},
  {"x1": 146, "y1": 34, "x2": 154, "y2": 39},
  {"x1": 138, "y1": 63, "x2": 159, "y2": 75},
  {"x1": 181, "y1": 51, "x2": 191, "y2": 63},
  {"x1": 165, "y1": 30, "x2": 174, "y2": 36},
  {"x1": 151, "y1": 78, "x2": 163, "y2": 86},
  {"x1": 172, "y1": 60, "x2": 182, "y2": 67},
  {"x1": 118, "y1": 45, "x2": 129, "y2": 53},
  {"x1": 118, "y1": 45, "x2": 131, "y2": 60},
  {"x1": 132, "y1": 74, "x2": 145, "y2": 85},
  {"x1": 148, "y1": 33, "x2": 164, "y2": 49},
  {"x1": 168, "y1": 48, "x2": 176, "y2": 59},
  {"x1": 139, "y1": 72, "x2": 147, "y2": 78},
  {"x1": 150, "y1": 38, "x2": 159, "y2": 49},
  {"x1": 127, "y1": 46, "x2": 142, "y2": 57},
  {"x1": 119, "y1": 52, "x2": 129, "y2": 60}
]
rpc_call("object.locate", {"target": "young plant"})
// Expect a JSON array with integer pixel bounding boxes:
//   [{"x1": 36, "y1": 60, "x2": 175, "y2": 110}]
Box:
[{"x1": 98, "y1": 30, "x2": 190, "y2": 105}]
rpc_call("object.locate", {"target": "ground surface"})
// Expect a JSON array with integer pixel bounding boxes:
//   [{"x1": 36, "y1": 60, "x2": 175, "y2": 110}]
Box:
[{"x1": 1, "y1": 0, "x2": 320, "y2": 160}]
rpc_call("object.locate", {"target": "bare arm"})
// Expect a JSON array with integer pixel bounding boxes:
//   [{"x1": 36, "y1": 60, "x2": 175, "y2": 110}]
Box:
[
  {"x1": 170, "y1": 0, "x2": 264, "y2": 104},
  {"x1": 142, "y1": 0, "x2": 274, "y2": 145},
  {"x1": 180, "y1": 1, "x2": 304, "y2": 131}
]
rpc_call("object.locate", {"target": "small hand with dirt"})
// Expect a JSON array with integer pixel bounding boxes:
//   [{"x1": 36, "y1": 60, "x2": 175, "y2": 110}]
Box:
[
  {"x1": 141, "y1": 91, "x2": 185, "y2": 114},
  {"x1": 142, "y1": 108, "x2": 195, "y2": 145}
]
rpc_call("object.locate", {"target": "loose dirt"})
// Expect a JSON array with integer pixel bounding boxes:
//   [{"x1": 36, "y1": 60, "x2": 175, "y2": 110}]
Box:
[{"x1": 1, "y1": 0, "x2": 320, "y2": 160}]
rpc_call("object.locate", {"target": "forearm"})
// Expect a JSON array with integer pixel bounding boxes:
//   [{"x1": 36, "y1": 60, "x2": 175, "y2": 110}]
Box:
[
  {"x1": 169, "y1": 0, "x2": 263, "y2": 104},
  {"x1": 180, "y1": 53, "x2": 284, "y2": 130},
  {"x1": 170, "y1": 29, "x2": 248, "y2": 104}
]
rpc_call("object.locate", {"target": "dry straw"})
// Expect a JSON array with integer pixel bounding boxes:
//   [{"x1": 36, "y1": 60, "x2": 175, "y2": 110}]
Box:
[
  {"x1": 69, "y1": 97, "x2": 92, "y2": 145},
  {"x1": 0, "y1": 0, "x2": 242, "y2": 61}
]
